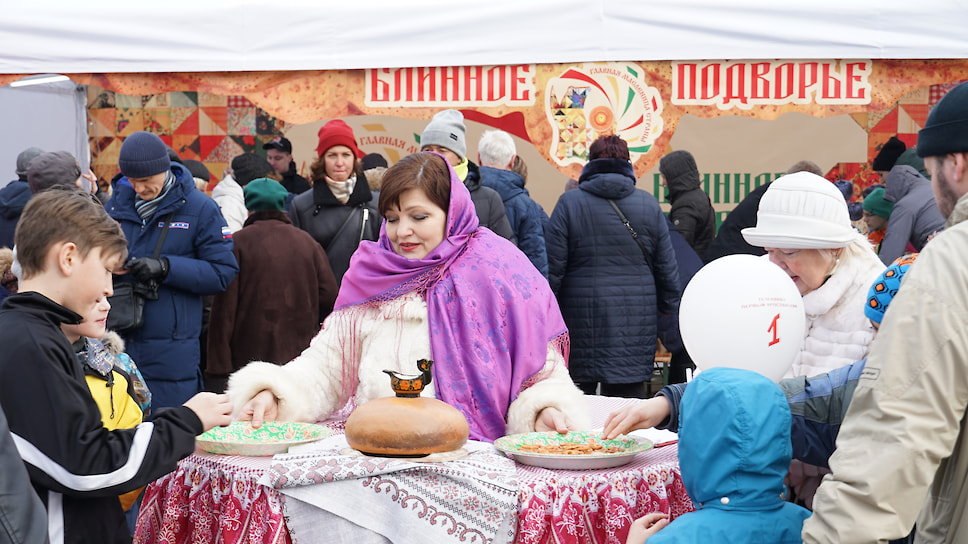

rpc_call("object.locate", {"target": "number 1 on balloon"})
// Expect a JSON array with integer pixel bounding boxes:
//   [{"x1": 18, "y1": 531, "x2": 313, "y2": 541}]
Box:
[{"x1": 768, "y1": 314, "x2": 780, "y2": 346}]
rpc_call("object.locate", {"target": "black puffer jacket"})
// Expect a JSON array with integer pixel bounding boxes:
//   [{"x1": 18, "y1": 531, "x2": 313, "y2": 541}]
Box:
[
  {"x1": 659, "y1": 150, "x2": 716, "y2": 255},
  {"x1": 0, "y1": 180, "x2": 30, "y2": 249},
  {"x1": 289, "y1": 173, "x2": 380, "y2": 286},
  {"x1": 545, "y1": 158, "x2": 680, "y2": 383},
  {"x1": 280, "y1": 162, "x2": 311, "y2": 195},
  {"x1": 464, "y1": 161, "x2": 515, "y2": 242},
  {"x1": 702, "y1": 182, "x2": 771, "y2": 264}
]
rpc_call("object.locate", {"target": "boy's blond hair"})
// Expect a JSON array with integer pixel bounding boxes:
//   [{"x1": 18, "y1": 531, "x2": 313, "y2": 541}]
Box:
[{"x1": 15, "y1": 187, "x2": 127, "y2": 279}]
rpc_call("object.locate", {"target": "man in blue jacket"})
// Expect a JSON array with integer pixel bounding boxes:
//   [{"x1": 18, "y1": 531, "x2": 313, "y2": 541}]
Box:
[
  {"x1": 107, "y1": 131, "x2": 238, "y2": 411},
  {"x1": 477, "y1": 129, "x2": 549, "y2": 277},
  {"x1": 0, "y1": 147, "x2": 44, "y2": 249}
]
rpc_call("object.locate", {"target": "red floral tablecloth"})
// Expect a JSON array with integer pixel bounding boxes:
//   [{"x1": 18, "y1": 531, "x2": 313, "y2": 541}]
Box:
[
  {"x1": 134, "y1": 396, "x2": 693, "y2": 544},
  {"x1": 134, "y1": 452, "x2": 292, "y2": 544},
  {"x1": 514, "y1": 443, "x2": 690, "y2": 544}
]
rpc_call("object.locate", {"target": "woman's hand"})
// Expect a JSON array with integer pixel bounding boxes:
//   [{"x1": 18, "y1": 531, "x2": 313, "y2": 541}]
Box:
[
  {"x1": 236, "y1": 390, "x2": 279, "y2": 428},
  {"x1": 602, "y1": 396, "x2": 671, "y2": 439},
  {"x1": 534, "y1": 406, "x2": 569, "y2": 433},
  {"x1": 80, "y1": 169, "x2": 98, "y2": 193},
  {"x1": 626, "y1": 513, "x2": 669, "y2": 544}
]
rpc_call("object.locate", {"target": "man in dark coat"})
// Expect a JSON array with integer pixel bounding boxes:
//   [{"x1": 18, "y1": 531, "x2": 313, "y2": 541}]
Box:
[
  {"x1": 420, "y1": 109, "x2": 515, "y2": 242},
  {"x1": 546, "y1": 135, "x2": 680, "y2": 398},
  {"x1": 659, "y1": 150, "x2": 716, "y2": 256},
  {"x1": 263, "y1": 136, "x2": 311, "y2": 195},
  {"x1": 206, "y1": 178, "x2": 337, "y2": 393},
  {"x1": 106, "y1": 131, "x2": 239, "y2": 410},
  {"x1": 702, "y1": 160, "x2": 825, "y2": 264},
  {"x1": 0, "y1": 147, "x2": 44, "y2": 249}
]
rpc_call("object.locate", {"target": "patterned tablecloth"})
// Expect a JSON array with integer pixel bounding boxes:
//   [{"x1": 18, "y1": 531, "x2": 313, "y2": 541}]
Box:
[{"x1": 134, "y1": 396, "x2": 693, "y2": 544}]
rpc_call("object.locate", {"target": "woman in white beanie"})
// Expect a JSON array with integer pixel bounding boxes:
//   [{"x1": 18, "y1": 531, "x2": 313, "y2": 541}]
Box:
[
  {"x1": 742, "y1": 171, "x2": 885, "y2": 510},
  {"x1": 742, "y1": 171, "x2": 885, "y2": 379}
]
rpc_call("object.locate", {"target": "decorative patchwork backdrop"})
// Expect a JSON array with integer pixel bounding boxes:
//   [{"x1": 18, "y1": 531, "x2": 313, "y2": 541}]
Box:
[
  {"x1": 87, "y1": 87, "x2": 291, "y2": 192},
  {"x1": 88, "y1": 80, "x2": 967, "y2": 206},
  {"x1": 828, "y1": 80, "x2": 967, "y2": 203}
]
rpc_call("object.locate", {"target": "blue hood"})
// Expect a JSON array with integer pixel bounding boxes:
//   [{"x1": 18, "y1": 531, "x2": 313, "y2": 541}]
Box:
[
  {"x1": 0, "y1": 181, "x2": 31, "y2": 220},
  {"x1": 479, "y1": 166, "x2": 527, "y2": 202},
  {"x1": 679, "y1": 367, "x2": 792, "y2": 510}
]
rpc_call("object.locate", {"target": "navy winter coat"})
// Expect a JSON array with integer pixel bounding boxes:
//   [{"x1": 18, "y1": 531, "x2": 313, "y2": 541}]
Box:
[
  {"x1": 107, "y1": 162, "x2": 239, "y2": 410},
  {"x1": 0, "y1": 179, "x2": 31, "y2": 249},
  {"x1": 464, "y1": 161, "x2": 515, "y2": 242},
  {"x1": 479, "y1": 165, "x2": 549, "y2": 277},
  {"x1": 545, "y1": 158, "x2": 680, "y2": 383}
]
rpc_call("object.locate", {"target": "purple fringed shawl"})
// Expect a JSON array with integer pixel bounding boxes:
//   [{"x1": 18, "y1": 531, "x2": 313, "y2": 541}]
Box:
[{"x1": 335, "y1": 156, "x2": 568, "y2": 441}]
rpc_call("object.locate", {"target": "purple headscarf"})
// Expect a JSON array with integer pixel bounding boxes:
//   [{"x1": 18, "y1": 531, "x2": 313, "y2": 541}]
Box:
[{"x1": 336, "y1": 153, "x2": 568, "y2": 441}]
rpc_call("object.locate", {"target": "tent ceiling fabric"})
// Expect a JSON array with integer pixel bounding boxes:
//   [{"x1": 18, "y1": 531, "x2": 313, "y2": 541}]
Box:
[{"x1": 2, "y1": 0, "x2": 968, "y2": 75}]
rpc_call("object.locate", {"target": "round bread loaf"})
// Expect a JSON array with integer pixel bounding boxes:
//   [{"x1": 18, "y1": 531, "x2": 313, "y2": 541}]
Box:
[{"x1": 345, "y1": 396, "x2": 469, "y2": 456}]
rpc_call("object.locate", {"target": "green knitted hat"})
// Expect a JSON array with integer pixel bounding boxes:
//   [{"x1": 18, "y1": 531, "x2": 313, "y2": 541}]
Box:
[
  {"x1": 862, "y1": 187, "x2": 894, "y2": 218},
  {"x1": 243, "y1": 178, "x2": 288, "y2": 212}
]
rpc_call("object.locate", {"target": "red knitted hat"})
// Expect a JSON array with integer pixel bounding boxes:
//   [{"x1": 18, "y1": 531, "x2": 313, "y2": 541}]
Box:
[{"x1": 316, "y1": 120, "x2": 363, "y2": 159}]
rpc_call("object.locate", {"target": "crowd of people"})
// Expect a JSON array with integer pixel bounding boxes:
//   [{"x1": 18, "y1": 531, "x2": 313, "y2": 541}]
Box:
[{"x1": 2, "y1": 81, "x2": 968, "y2": 543}]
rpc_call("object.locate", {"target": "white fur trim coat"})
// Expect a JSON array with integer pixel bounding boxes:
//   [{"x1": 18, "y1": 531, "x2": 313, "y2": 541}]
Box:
[
  {"x1": 226, "y1": 292, "x2": 589, "y2": 436},
  {"x1": 788, "y1": 252, "x2": 885, "y2": 378}
]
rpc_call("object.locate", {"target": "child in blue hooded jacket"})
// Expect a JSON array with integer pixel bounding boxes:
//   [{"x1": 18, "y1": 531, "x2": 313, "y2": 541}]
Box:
[{"x1": 629, "y1": 367, "x2": 810, "y2": 543}]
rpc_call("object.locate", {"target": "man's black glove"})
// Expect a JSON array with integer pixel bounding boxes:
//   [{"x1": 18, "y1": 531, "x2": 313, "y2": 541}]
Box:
[{"x1": 125, "y1": 257, "x2": 169, "y2": 282}]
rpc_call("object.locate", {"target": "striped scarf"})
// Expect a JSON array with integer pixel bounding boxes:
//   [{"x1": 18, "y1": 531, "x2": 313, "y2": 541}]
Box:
[
  {"x1": 134, "y1": 171, "x2": 175, "y2": 223},
  {"x1": 324, "y1": 174, "x2": 356, "y2": 205}
]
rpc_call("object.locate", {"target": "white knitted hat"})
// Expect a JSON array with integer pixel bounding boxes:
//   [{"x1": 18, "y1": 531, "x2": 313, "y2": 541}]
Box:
[{"x1": 742, "y1": 172, "x2": 856, "y2": 249}]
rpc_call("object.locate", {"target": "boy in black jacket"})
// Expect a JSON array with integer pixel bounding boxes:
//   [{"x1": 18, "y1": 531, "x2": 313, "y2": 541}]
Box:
[{"x1": 0, "y1": 187, "x2": 232, "y2": 544}]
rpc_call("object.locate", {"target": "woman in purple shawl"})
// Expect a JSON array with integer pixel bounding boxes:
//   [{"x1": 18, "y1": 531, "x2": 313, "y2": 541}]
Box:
[{"x1": 227, "y1": 152, "x2": 588, "y2": 441}]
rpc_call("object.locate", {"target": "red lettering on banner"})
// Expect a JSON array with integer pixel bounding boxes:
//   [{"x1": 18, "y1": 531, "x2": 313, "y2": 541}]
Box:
[
  {"x1": 797, "y1": 62, "x2": 818, "y2": 100},
  {"x1": 775, "y1": 63, "x2": 794, "y2": 101},
  {"x1": 751, "y1": 63, "x2": 770, "y2": 100},
  {"x1": 723, "y1": 63, "x2": 748, "y2": 107},
  {"x1": 701, "y1": 63, "x2": 720, "y2": 100},
  {"x1": 845, "y1": 62, "x2": 870, "y2": 101},
  {"x1": 464, "y1": 66, "x2": 481, "y2": 101},
  {"x1": 441, "y1": 67, "x2": 458, "y2": 103},
  {"x1": 821, "y1": 63, "x2": 841, "y2": 100},
  {"x1": 486, "y1": 65, "x2": 505, "y2": 102},
  {"x1": 511, "y1": 65, "x2": 533, "y2": 102},
  {"x1": 364, "y1": 65, "x2": 536, "y2": 108},
  {"x1": 417, "y1": 67, "x2": 434, "y2": 102},
  {"x1": 677, "y1": 63, "x2": 697, "y2": 101},
  {"x1": 370, "y1": 68, "x2": 390, "y2": 102},
  {"x1": 671, "y1": 59, "x2": 871, "y2": 110}
]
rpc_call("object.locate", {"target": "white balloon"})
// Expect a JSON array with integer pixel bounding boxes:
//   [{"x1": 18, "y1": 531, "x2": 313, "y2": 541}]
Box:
[{"x1": 679, "y1": 254, "x2": 805, "y2": 382}]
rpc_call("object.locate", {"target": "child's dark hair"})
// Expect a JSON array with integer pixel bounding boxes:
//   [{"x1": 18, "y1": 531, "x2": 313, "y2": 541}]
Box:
[{"x1": 15, "y1": 186, "x2": 127, "y2": 279}]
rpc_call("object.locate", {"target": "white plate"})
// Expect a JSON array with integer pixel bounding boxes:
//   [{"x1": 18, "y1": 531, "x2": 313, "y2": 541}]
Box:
[{"x1": 494, "y1": 430, "x2": 652, "y2": 470}]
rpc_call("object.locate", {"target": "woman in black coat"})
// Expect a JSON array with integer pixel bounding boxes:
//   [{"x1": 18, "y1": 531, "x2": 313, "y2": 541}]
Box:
[
  {"x1": 289, "y1": 120, "x2": 380, "y2": 286},
  {"x1": 545, "y1": 135, "x2": 681, "y2": 398}
]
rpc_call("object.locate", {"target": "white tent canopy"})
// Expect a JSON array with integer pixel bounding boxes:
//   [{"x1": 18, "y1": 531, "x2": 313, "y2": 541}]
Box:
[{"x1": 2, "y1": 0, "x2": 967, "y2": 75}]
